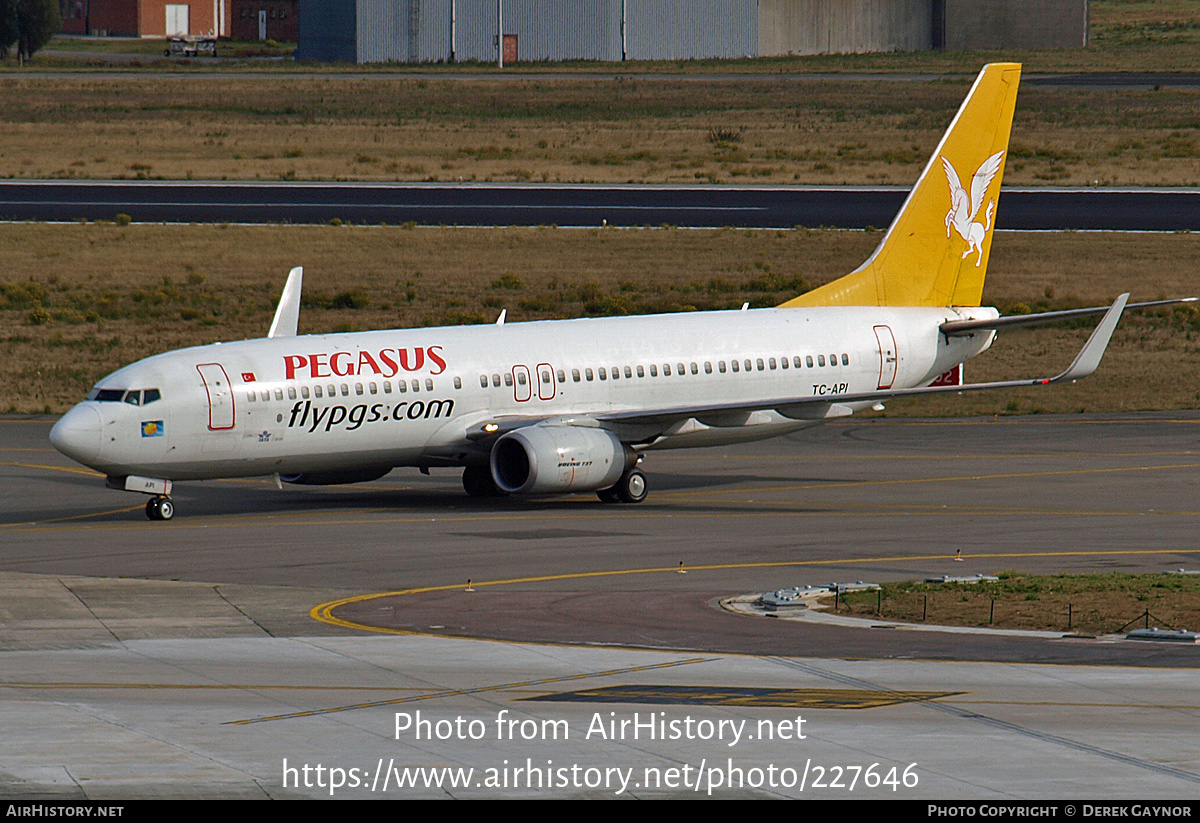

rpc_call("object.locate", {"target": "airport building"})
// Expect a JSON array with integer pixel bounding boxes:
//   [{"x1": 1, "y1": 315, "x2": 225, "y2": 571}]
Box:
[
  {"x1": 59, "y1": 0, "x2": 232, "y2": 37},
  {"x1": 58, "y1": 0, "x2": 295, "y2": 39},
  {"x1": 296, "y1": 0, "x2": 1088, "y2": 64}
]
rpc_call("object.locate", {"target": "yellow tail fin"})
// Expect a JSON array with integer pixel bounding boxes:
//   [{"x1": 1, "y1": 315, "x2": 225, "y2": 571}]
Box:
[{"x1": 780, "y1": 63, "x2": 1021, "y2": 309}]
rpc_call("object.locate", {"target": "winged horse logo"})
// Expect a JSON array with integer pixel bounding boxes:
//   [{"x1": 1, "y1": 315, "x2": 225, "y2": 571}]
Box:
[{"x1": 942, "y1": 150, "x2": 1005, "y2": 267}]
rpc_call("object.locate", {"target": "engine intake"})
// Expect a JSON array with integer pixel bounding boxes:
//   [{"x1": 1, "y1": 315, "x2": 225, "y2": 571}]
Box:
[{"x1": 490, "y1": 426, "x2": 626, "y2": 494}]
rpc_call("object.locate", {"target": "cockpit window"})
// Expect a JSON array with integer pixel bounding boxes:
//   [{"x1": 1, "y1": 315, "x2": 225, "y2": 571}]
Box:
[{"x1": 87, "y1": 387, "x2": 161, "y2": 403}]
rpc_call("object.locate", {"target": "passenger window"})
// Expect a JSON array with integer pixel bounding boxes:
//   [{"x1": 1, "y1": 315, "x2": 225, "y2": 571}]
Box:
[
  {"x1": 818, "y1": 355, "x2": 826, "y2": 367},
  {"x1": 829, "y1": 353, "x2": 837, "y2": 364},
  {"x1": 842, "y1": 354, "x2": 849, "y2": 366},
  {"x1": 123, "y1": 391, "x2": 140, "y2": 406},
  {"x1": 636, "y1": 365, "x2": 644, "y2": 378},
  {"x1": 314, "y1": 385, "x2": 323, "y2": 398},
  {"x1": 247, "y1": 391, "x2": 256, "y2": 402},
  {"x1": 793, "y1": 356, "x2": 802, "y2": 368},
  {"x1": 572, "y1": 369, "x2": 581, "y2": 382},
  {"x1": 398, "y1": 381, "x2": 407, "y2": 393},
  {"x1": 517, "y1": 371, "x2": 527, "y2": 385},
  {"x1": 557, "y1": 369, "x2": 566, "y2": 383},
  {"x1": 806, "y1": 356, "x2": 814, "y2": 368},
  {"x1": 453, "y1": 376, "x2": 462, "y2": 389},
  {"x1": 663, "y1": 364, "x2": 671, "y2": 376},
  {"x1": 756, "y1": 359, "x2": 764, "y2": 371},
  {"x1": 650, "y1": 364, "x2": 658, "y2": 377},
  {"x1": 599, "y1": 368, "x2": 607, "y2": 381},
  {"x1": 339, "y1": 385, "x2": 348, "y2": 397},
  {"x1": 369, "y1": 382, "x2": 378, "y2": 394},
  {"x1": 275, "y1": 388, "x2": 284, "y2": 400},
  {"x1": 744, "y1": 359, "x2": 752, "y2": 371},
  {"x1": 301, "y1": 386, "x2": 309, "y2": 399},
  {"x1": 288, "y1": 386, "x2": 297, "y2": 400},
  {"x1": 731, "y1": 360, "x2": 739, "y2": 373},
  {"x1": 492, "y1": 374, "x2": 501, "y2": 387},
  {"x1": 608, "y1": 366, "x2": 617, "y2": 380},
  {"x1": 412, "y1": 380, "x2": 420, "y2": 392},
  {"x1": 143, "y1": 388, "x2": 161, "y2": 404},
  {"x1": 769, "y1": 357, "x2": 777, "y2": 370},
  {"x1": 261, "y1": 390, "x2": 270, "y2": 401},
  {"x1": 425, "y1": 378, "x2": 434, "y2": 391},
  {"x1": 677, "y1": 363, "x2": 685, "y2": 375},
  {"x1": 624, "y1": 366, "x2": 632, "y2": 378},
  {"x1": 383, "y1": 381, "x2": 392, "y2": 394},
  {"x1": 690, "y1": 362, "x2": 698, "y2": 375},
  {"x1": 718, "y1": 361, "x2": 726, "y2": 373},
  {"x1": 480, "y1": 375, "x2": 489, "y2": 388},
  {"x1": 585, "y1": 368, "x2": 594, "y2": 381},
  {"x1": 504, "y1": 373, "x2": 513, "y2": 387}
]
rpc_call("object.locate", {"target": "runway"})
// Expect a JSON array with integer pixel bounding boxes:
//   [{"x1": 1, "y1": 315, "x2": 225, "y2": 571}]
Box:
[
  {"x1": 3, "y1": 180, "x2": 1199, "y2": 230},
  {"x1": 3, "y1": 412, "x2": 1199, "y2": 798}
]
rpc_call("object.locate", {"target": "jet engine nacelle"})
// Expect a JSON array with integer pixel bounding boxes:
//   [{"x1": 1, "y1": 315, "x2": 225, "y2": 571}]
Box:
[
  {"x1": 490, "y1": 425, "x2": 626, "y2": 494},
  {"x1": 280, "y1": 467, "x2": 392, "y2": 485}
]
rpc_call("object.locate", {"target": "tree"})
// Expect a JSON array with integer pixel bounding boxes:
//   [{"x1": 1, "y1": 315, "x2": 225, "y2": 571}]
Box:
[
  {"x1": 0, "y1": 0, "x2": 59, "y2": 63},
  {"x1": 0, "y1": 0, "x2": 18, "y2": 60}
]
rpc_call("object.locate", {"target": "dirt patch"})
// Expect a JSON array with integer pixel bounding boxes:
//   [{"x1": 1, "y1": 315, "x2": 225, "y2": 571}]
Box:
[{"x1": 823, "y1": 573, "x2": 1200, "y2": 636}]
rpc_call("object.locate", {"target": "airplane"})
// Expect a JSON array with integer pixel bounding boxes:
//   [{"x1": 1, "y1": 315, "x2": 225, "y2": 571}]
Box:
[{"x1": 48, "y1": 63, "x2": 1194, "y2": 521}]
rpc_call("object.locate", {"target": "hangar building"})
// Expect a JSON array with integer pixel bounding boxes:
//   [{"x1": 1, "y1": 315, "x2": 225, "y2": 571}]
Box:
[{"x1": 296, "y1": 0, "x2": 1089, "y2": 64}]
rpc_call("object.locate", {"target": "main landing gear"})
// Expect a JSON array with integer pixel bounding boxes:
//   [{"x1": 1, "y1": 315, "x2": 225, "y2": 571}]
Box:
[
  {"x1": 597, "y1": 467, "x2": 647, "y2": 504},
  {"x1": 462, "y1": 464, "x2": 507, "y2": 498},
  {"x1": 145, "y1": 495, "x2": 175, "y2": 521}
]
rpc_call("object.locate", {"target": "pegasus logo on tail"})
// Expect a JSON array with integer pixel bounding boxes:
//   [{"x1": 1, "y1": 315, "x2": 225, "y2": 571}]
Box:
[{"x1": 942, "y1": 150, "x2": 1005, "y2": 267}]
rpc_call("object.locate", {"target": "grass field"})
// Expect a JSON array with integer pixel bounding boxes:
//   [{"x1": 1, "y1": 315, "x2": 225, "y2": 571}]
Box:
[
  {"x1": 2, "y1": 223, "x2": 1197, "y2": 414},
  {"x1": 826, "y1": 572, "x2": 1200, "y2": 636},
  {"x1": 1, "y1": 75, "x2": 1197, "y2": 187}
]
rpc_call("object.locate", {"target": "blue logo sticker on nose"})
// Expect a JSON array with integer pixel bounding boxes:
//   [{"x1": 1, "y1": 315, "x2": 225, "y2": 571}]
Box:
[{"x1": 142, "y1": 421, "x2": 164, "y2": 437}]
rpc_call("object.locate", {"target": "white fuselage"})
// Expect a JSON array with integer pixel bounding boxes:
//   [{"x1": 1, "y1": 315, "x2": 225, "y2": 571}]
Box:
[{"x1": 50, "y1": 305, "x2": 997, "y2": 482}]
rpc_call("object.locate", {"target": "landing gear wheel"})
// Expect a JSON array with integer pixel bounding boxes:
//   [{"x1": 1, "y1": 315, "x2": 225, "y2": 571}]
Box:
[
  {"x1": 145, "y1": 496, "x2": 174, "y2": 521},
  {"x1": 596, "y1": 486, "x2": 619, "y2": 504},
  {"x1": 611, "y1": 469, "x2": 647, "y2": 504},
  {"x1": 462, "y1": 464, "x2": 505, "y2": 498}
]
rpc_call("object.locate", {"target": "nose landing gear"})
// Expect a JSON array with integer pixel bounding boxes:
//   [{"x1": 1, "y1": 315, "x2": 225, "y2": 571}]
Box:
[{"x1": 146, "y1": 496, "x2": 175, "y2": 521}]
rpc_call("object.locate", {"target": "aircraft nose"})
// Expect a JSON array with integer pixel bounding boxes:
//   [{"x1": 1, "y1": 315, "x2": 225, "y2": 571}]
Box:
[{"x1": 50, "y1": 404, "x2": 104, "y2": 466}]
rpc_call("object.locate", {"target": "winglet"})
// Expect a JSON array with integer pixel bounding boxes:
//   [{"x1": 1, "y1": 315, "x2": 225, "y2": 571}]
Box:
[
  {"x1": 1049, "y1": 293, "x2": 1128, "y2": 384},
  {"x1": 268, "y1": 266, "x2": 303, "y2": 338}
]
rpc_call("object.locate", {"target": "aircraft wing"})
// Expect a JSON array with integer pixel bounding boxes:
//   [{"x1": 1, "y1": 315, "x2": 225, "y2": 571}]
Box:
[{"x1": 595, "y1": 293, "x2": 1131, "y2": 428}]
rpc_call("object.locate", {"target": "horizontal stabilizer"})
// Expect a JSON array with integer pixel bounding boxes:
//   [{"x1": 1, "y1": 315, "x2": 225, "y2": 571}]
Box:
[{"x1": 942, "y1": 296, "x2": 1194, "y2": 335}]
